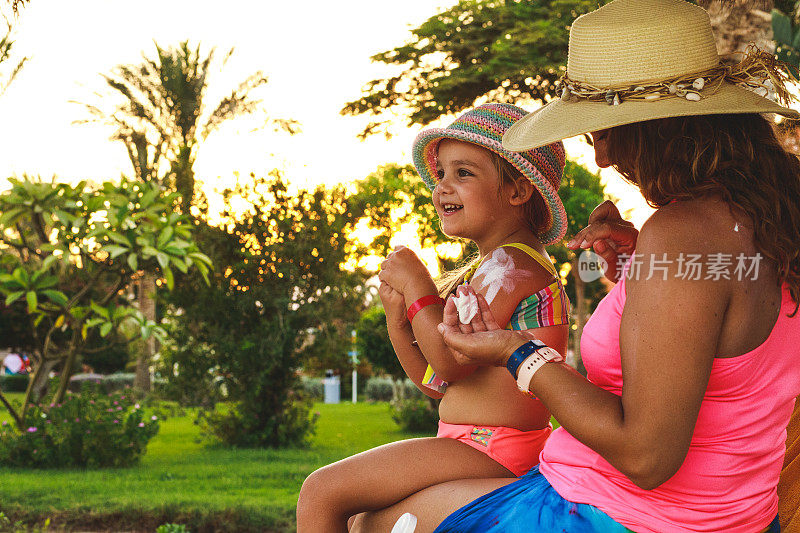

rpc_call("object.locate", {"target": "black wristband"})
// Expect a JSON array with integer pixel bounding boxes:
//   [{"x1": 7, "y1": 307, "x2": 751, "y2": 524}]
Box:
[{"x1": 506, "y1": 339, "x2": 547, "y2": 379}]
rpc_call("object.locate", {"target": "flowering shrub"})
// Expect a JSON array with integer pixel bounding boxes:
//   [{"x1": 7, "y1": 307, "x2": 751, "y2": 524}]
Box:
[{"x1": 0, "y1": 386, "x2": 159, "y2": 468}]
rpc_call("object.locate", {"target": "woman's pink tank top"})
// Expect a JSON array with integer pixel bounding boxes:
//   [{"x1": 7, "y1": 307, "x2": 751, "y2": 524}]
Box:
[{"x1": 539, "y1": 268, "x2": 800, "y2": 533}]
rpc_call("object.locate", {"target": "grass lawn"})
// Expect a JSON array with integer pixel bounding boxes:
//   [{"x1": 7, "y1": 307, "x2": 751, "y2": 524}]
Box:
[{"x1": 0, "y1": 397, "x2": 432, "y2": 532}]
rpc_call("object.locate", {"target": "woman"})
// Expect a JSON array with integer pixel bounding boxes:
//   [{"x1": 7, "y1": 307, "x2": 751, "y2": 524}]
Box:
[{"x1": 351, "y1": 0, "x2": 800, "y2": 531}]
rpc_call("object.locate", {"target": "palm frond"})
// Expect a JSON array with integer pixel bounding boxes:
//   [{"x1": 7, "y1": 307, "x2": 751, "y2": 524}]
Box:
[{"x1": 201, "y1": 71, "x2": 270, "y2": 139}]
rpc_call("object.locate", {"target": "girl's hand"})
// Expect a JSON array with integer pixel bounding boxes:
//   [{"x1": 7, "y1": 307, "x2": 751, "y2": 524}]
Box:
[
  {"x1": 438, "y1": 286, "x2": 532, "y2": 367},
  {"x1": 566, "y1": 200, "x2": 639, "y2": 282},
  {"x1": 378, "y1": 246, "x2": 433, "y2": 295},
  {"x1": 379, "y1": 281, "x2": 409, "y2": 331}
]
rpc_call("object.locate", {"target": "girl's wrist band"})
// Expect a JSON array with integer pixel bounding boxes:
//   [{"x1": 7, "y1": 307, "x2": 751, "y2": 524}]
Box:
[{"x1": 406, "y1": 295, "x2": 445, "y2": 322}]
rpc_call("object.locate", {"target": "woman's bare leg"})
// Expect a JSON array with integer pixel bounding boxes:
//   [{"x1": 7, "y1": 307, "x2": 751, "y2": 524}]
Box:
[
  {"x1": 350, "y1": 477, "x2": 516, "y2": 532},
  {"x1": 296, "y1": 437, "x2": 515, "y2": 533}
]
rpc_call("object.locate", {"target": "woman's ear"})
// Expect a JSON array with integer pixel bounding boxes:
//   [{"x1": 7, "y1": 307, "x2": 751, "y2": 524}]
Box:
[{"x1": 507, "y1": 179, "x2": 534, "y2": 206}]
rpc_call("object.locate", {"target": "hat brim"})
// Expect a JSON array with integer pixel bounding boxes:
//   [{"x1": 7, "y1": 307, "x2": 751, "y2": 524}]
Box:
[
  {"x1": 503, "y1": 82, "x2": 800, "y2": 151},
  {"x1": 412, "y1": 129, "x2": 568, "y2": 245}
]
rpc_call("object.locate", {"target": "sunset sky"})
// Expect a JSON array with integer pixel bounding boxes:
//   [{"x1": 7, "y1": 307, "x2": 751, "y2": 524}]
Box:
[{"x1": 0, "y1": 0, "x2": 654, "y2": 236}]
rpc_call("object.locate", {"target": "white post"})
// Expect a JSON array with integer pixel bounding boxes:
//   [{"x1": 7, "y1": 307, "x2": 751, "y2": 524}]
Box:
[{"x1": 350, "y1": 329, "x2": 358, "y2": 404}]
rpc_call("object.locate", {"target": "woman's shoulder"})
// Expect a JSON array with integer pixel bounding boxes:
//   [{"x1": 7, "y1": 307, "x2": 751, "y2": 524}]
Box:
[{"x1": 638, "y1": 196, "x2": 735, "y2": 254}]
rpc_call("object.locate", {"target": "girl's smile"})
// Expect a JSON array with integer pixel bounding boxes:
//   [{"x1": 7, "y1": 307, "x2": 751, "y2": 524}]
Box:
[{"x1": 433, "y1": 139, "x2": 508, "y2": 243}]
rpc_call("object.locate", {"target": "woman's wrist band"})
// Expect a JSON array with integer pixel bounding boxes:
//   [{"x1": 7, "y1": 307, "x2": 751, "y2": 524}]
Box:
[
  {"x1": 406, "y1": 295, "x2": 445, "y2": 322},
  {"x1": 506, "y1": 340, "x2": 548, "y2": 378},
  {"x1": 506, "y1": 340, "x2": 565, "y2": 397}
]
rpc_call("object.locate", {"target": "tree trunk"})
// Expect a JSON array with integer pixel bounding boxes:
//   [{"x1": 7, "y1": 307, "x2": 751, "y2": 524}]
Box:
[
  {"x1": 53, "y1": 347, "x2": 79, "y2": 405},
  {"x1": 172, "y1": 144, "x2": 195, "y2": 216},
  {"x1": 134, "y1": 274, "x2": 157, "y2": 391},
  {"x1": 22, "y1": 357, "x2": 59, "y2": 418},
  {"x1": 571, "y1": 258, "x2": 587, "y2": 376}
]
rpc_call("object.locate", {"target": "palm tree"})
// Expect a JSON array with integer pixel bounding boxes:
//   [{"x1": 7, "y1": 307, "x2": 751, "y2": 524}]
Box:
[
  {"x1": 78, "y1": 40, "x2": 298, "y2": 390},
  {"x1": 80, "y1": 40, "x2": 297, "y2": 211}
]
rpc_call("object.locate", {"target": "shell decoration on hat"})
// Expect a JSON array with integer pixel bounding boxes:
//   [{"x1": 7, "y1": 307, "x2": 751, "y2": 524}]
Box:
[{"x1": 557, "y1": 44, "x2": 796, "y2": 107}]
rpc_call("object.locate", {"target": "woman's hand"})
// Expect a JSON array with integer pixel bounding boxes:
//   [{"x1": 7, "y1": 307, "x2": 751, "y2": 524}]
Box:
[
  {"x1": 567, "y1": 200, "x2": 638, "y2": 282},
  {"x1": 438, "y1": 286, "x2": 531, "y2": 367},
  {"x1": 378, "y1": 281, "x2": 409, "y2": 331},
  {"x1": 378, "y1": 245, "x2": 433, "y2": 296}
]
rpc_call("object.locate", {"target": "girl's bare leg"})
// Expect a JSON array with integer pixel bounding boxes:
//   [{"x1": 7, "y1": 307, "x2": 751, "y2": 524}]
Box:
[
  {"x1": 296, "y1": 437, "x2": 515, "y2": 533},
  {"x1": 350, "y1": 477, "x2": 516, "y2": 532}
]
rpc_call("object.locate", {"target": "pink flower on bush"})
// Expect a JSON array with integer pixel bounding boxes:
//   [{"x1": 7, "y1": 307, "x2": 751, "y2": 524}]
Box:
[
  {"x1": 151, "y1": 415, "x2": 157, "y2": 421},
  {"x1": 26, "y1": 427, "x2": 37, "y2": 433},
  {"x1": 138, "y1": 422, "x2": 145, "y2": 428},
  {"x1": 113, "y1": 420, "x2": 119, "y2": 424}
]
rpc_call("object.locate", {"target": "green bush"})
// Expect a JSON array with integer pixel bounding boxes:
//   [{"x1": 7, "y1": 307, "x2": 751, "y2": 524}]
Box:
[
  {"x1": 0, "y1": 385, "x2": 159, "y2": 468},
  {"x1": 145, "y1": 399, "x2": 186, "y2": 420},
  {"x1": 197, "y1": 385, "x2": 318, "y2": 448},
  {"x1": 155, "y1": 524, "x2": 190, "y2": 533},
  {"x1": 102, "y1": 373, "x2": 136, "y2": 392},
  {"x1": 300, "y1": 376, "x2": 323, "y2": 401},
  {"x1": 0, "y1": 374, "x2": 29, "y2": 393},
  {"x1": 365, "y1": 377, "x2": 426, "y2": 402},
  {"x1": 390, "y1": 397, "x2": 439, "y2": 433},
  {"x1": 365, "y1": 376, "x2": 394, "y2": 402},
  {"x1": 154, "y1": 317, "x2": 222, "y2": 408},
  {"x1": 67, "y1": 374, "x2": 104, "y2": 393}
]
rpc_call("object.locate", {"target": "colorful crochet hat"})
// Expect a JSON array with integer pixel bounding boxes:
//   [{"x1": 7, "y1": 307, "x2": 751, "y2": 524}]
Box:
[{"x1": 412, "y1": 103, "x2": 568, "y2": 245}]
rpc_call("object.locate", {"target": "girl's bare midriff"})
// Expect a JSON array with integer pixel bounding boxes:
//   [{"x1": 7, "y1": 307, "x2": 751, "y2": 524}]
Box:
[{"x1": 439, "y1": 366, "x2": 551, "y2": 431}]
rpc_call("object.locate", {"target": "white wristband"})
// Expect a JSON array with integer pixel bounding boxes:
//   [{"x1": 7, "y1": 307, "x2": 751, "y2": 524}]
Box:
[{"x1": 516, "y1": 346, "x2": 564, "y2": 394}]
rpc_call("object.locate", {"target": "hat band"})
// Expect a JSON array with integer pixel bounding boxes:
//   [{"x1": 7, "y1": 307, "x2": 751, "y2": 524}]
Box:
[{"x1": 558, "y1": 44, "x2": 797, "y2": 107}]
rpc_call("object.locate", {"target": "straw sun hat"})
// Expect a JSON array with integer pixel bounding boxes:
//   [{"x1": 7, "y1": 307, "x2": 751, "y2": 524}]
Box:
[
  {"x1": 503, "y1": 0, "x2": 800, "y2": 151},
  {"x1": 412, "y1": 103, "x2": 568, "y2": 245}
]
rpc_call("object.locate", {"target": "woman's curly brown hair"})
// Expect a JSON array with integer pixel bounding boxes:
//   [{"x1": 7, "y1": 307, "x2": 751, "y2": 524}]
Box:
[{"x1": 606, "y1": 113, "x2": 800, "y2": 315}]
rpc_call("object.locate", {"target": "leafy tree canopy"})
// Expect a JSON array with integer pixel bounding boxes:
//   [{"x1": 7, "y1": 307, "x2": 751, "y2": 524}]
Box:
[
  {"x1": 0, "y1": 176, "x2": 209, "y2": 429},
  {"x1": 356, "y1": 306, "x2": 403, "y2": 381},
  {"x1": 342, "y1": 0, "x2": 605, "y2": 137},
  {"x1": 163, "y1": 172, "x2": 367, "y2": 447}
]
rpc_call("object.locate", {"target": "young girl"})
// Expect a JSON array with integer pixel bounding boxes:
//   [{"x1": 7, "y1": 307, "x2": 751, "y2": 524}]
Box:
[{"x1": 296, "y1": 103, "x2": 570, "y2": 532}]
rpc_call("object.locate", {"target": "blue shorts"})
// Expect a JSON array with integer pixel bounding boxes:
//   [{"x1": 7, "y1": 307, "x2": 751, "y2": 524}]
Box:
[{"x1": 434, "y1": 466, "x2": 783, "y2": 532}]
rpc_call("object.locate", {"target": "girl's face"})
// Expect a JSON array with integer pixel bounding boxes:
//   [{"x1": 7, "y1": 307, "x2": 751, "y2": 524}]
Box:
[
  {"x1": 590, "y1": 129, "x2": 612, "y2": 168},
  {"x1": 432, "y1": 139, "x2": 510, "y2": 241}
]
